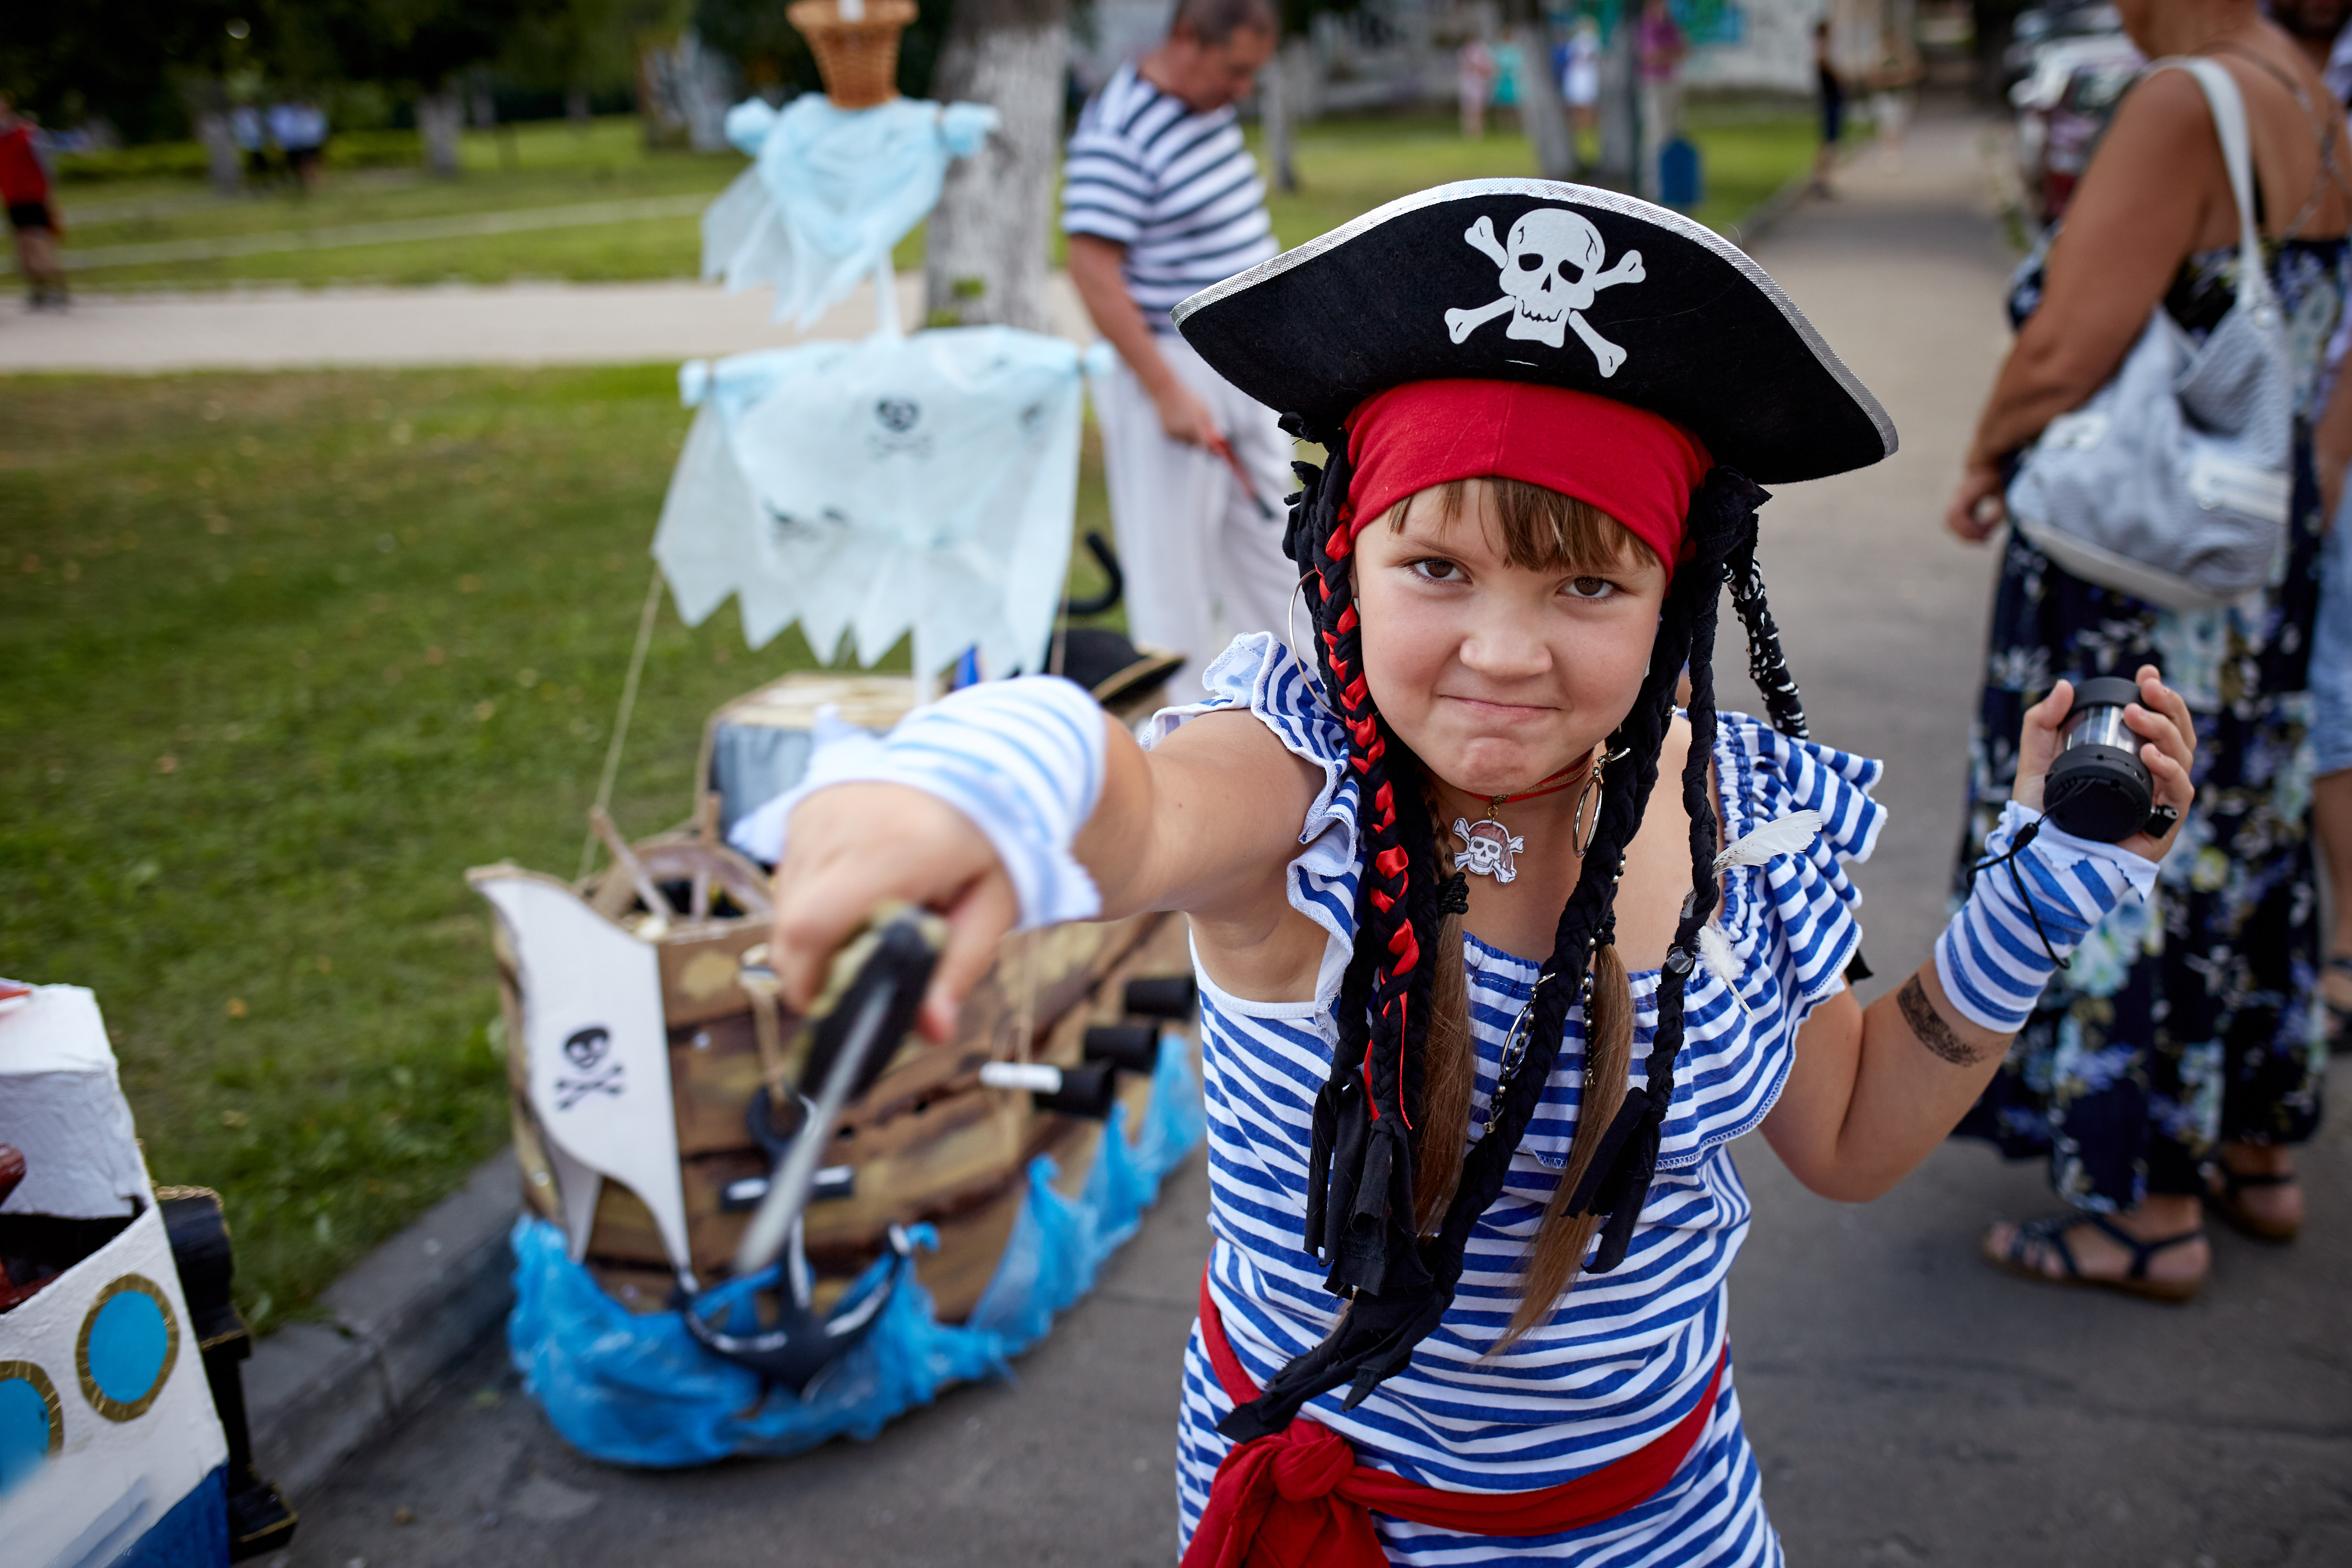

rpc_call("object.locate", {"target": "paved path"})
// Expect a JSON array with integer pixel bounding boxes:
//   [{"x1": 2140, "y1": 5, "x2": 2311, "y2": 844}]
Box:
[
  {"x1": 265, "y1": 114, "x2": 2350, "y2": 1568},
  {"x1": 0, "y1": 272, "x2": 1097, "y2": 374}
]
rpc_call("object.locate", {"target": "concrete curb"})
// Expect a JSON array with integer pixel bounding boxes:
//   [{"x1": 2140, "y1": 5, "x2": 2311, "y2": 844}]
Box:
[{"x1": 245, "y1": 1148, "x2": 521, "y2": 1501}]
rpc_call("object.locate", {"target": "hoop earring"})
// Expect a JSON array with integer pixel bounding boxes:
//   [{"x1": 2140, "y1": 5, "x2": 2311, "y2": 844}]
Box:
[
  {"x1": 1571, "y1": 747, "x2": 1629, "y2": 856},
  {"x1": 1571, "y1": 761, "x2": 1603, "y2": 856}
]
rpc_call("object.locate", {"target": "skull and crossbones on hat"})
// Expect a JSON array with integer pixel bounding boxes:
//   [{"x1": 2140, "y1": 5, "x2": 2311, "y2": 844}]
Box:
[{"x1": 1444, "y1": 210, "x2": 1645, "y2": 377}]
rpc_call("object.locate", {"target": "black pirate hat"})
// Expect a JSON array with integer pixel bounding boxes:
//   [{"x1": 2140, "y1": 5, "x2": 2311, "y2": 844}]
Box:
[{"x1": 1172, "y1": 179, "x2": 1894, "y2": 483}]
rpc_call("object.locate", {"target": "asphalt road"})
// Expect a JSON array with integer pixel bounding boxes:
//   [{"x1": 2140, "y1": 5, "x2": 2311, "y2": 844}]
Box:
[{"x1": 269, "y1": 115, "x2": 2351, "y2": 1568}]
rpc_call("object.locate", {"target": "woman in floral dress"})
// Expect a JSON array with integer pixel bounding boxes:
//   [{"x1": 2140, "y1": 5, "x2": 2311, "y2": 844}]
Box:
[{"x1": 1945, "y1": 1, "x2": 2350, "y2": 1294}]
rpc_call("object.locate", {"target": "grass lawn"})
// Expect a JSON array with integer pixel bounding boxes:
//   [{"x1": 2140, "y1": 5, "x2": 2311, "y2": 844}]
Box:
[
  {"x1": 55, "y1": 104, "x2": 1816, "y2": 292},
  {"x1": 0, "y1": 365, "x2": 1117, "y2": 1332}
]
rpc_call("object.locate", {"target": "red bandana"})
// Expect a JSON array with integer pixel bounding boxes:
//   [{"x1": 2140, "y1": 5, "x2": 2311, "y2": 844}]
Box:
[{"x1": 1343, "y1": 380, "x2": 1713, "y2": 577}]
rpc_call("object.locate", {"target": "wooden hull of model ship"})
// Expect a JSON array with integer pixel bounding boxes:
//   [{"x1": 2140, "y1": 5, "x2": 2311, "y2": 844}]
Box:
[{"x1": 485, "y1": 650, "x2": 1192, "y2": 1323}]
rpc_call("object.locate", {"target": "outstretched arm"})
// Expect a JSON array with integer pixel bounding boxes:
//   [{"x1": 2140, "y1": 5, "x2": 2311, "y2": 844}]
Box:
[
  {"x1": 1761, "y1": 667, "x2": 2196, "y2": 1201},
  {"x1": 767, "y1": 697, "x2": 1323, "y2": 1041}
]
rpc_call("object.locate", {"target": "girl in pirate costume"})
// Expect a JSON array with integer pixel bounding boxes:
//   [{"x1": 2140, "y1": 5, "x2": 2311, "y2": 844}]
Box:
[{"x1": 763, "y1": 182, "x2": 2200, "y2": 1565}]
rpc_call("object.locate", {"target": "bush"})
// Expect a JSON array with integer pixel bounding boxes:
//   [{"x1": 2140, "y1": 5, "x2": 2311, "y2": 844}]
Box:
[{"x1": 57, "y1": 126, "x2": 430, "y2": 185}]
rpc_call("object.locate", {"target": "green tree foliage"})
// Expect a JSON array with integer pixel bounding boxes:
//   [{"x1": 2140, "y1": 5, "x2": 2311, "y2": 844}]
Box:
[
  {"x1": 0, "y1": 0, "x2": 559, "y2": 142},
  {"x1": 0, "y1": 0, "x2": 246, "y2": 141},
  {"x1": 296, "y1": 0, "x2": 566, "y2": 96}
]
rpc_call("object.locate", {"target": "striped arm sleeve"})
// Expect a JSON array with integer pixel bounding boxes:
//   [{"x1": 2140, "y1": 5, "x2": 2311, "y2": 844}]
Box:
[
  {"x1": 1933, "y1": 801, "x2": 2158, "y2": 1032},
  {"x1": 743, "y1": 676, "x2": 1110, "y2": 931},
  {"x1": 1060, "y1": 137, "x2": 1151, "y2": 244}
]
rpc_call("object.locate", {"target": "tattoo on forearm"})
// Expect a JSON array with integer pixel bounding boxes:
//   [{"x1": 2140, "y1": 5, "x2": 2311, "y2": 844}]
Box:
[{"x1": 1898, "y1": 975, "x2": 1991, "y2": 1067}]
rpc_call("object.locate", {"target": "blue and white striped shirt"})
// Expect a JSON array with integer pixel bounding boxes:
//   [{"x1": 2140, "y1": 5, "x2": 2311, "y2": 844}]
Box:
[
  {"x1": 1059, "y1": 64, "x2": 1281, "y2": 325},
  {"x1": 1140, "y1": 634, "x2": 1887, "y2": 1566}
]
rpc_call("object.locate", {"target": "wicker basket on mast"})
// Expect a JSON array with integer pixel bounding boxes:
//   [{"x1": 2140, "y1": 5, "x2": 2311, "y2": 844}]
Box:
[{"x1": 788, "y1": 0, "x2": 918, "y2": 110}]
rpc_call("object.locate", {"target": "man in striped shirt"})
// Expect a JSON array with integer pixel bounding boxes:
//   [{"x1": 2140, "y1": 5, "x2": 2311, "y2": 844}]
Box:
[{"x1": 1063, "y1": 0, "x2": 1289, "y2": 702}]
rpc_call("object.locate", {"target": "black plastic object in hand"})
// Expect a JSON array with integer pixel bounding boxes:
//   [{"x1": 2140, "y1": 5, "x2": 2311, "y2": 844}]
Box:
[
  {"x1": 794, "y1": 909, "x2": 943, "y2": 1104},
  {"x1": 2043, "y1": 676, "x2": 2156, "y2": 842},
  {"x1": 730, "y1": 904, "x2": 946, "y2": 1283}
]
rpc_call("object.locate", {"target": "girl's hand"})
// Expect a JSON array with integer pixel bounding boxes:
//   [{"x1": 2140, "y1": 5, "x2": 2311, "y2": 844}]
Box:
[
  {"x1": 1945, "y1": 459, "x2": 2007, "y2": 542},
  {"x1": 767, "y1": 784, "x2": 1017, "y2": 1043},
  {"x1": 2010, "y1": 664, "x2": 2196, "y2": 863}
]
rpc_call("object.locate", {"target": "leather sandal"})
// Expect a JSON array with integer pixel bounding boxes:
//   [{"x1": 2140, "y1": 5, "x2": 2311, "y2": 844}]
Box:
[
  {"x1": 1983, "y1": 1213, "x2": 2205, "y2": 1303},
  {"x1": 2206, "y1": 1163, "x2": 2301, "y2": 1243}
]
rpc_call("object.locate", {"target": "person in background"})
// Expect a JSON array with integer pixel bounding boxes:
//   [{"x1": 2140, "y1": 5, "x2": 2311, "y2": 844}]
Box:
[
  {"x1": 1637, "y1": 0, "x2": 1688, "y2": 202},
  {"x1": 1867, "y1": 28, "x2": 1926, "y2": 170},
  {"x1": 268, "y1": 100, "x2": 329, "y2": 193},
  {"x1": 0, "y1": 95, "x2": 64, "y2": 312},
  {"x1": 1563, "y1": 16, "x2": 1603, "y2": 169},
  {"x1": 2274, "y1": 0, "x2": 2352, "y2": 1054},
  {"x1": 1813, "y1": 19, "x2": 1847, "y2": 196},
  {"x1": 1490, "y1": 37, "x2": 1525, "y2": 132},
  {"x1": 1459, "y1": 35, "x2": 1499, "y2": 138},
  {"x1": 230, "y1": 103, "x2": 272, "y2": 186},
  {"x1": 1945, "y1": 0, "x2": 2349, "y2": 1292},
  {"x1": 1061, "y1": 0, "x2": 1288, "y2": 706}
]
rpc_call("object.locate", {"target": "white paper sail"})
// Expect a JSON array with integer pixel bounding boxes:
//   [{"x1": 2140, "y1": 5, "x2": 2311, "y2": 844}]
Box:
[
  {"x1": 653, "y1": 326, "x2": 1103, "y2": 685},
  {"x1": 704, "y1": 94, "x2": 998, "y2": 328},
  {"x1": 469, "y1": 871, "x2": 694, "y2": 1283}
]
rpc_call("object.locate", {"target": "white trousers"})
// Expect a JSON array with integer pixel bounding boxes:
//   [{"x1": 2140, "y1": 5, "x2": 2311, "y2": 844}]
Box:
[{"x1": 1096, "y1": 333, "x2": 1297, "y2": 704}]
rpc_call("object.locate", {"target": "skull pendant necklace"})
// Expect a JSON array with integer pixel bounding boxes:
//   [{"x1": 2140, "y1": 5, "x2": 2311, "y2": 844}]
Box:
[{"x1": 1450, "y1": 746, "x2": 1605, "y2": 885}]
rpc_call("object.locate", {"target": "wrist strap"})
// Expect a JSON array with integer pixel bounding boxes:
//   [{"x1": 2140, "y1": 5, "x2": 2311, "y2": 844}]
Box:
[
  {"x1": 731, "y1": 676, "x2": 1109, "y2": 931},
  {"x1": 1934, "y1": 802, "x2": 2158, "y2": 1032}
]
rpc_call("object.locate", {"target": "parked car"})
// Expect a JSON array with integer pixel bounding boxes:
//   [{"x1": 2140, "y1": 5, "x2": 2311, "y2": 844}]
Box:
[
  {"x1": 2012, "y1": 31, "x2": 2144, "y2": 226},
  {"x1": 2002, "y1": 1, "x2": 2127, "y2": 90}
]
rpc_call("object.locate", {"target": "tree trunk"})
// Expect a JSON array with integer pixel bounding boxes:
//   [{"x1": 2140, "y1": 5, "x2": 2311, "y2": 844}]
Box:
[
  {"x1": 680, "y1": 30, "x2": 733, "y2": 154},
  {"x1": 418, "y1": 87, "x2": 465, "y2": 178},
  {"x1": 567, "y1": 85, "x2": 592, "y2": 130},
  {"x1": 185, "y1": 78, "x2": 242, "y2": 195},
  {"x1": 1596, "y1": 9, "x2": 1638, "y2": 190},
  {"x1": 1516, "y1": 22, "x2": 1576, "y2": 181},
  {"x1": 923, "y1": 0, "x2": 1070, "y2": 332},
  {"x1": 1263, "y1": 44, "x2": 1297, "y2": 194}
]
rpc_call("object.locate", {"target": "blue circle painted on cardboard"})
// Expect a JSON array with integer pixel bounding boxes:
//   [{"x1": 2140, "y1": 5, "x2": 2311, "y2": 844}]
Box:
[
  {"x1": 87, "y1": 1289, "x2": 170, "y2": 1406},
  {"x1": 0, "y1": 1367, "x2": 62, "y2": 1494}
]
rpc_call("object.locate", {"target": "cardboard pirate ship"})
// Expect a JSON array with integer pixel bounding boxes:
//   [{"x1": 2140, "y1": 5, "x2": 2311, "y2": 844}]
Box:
[
  {"x1": 475, "y1": 646, "x2": 1190, "y2": 1313},
  {"x1": 472, "y1": 640, "x2": 1199, "y2": 1463}
]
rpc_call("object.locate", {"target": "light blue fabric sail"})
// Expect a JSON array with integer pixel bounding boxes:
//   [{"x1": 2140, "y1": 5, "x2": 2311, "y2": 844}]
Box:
[
  {"x1": 653, "y1": 326, "x2": 1111, "y2": 681},
  {"x1": 507, "y1": 1035, "x2": 1205, "y2": 1467},
  {"x1": 704, "y1": 94, "x2": 998, "y2": 328}
]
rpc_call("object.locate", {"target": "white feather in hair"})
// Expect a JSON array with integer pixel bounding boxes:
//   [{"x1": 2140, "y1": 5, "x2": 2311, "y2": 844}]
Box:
[{"x1": 1712, "y1": 809, "x2": 1826, "y2": 874}]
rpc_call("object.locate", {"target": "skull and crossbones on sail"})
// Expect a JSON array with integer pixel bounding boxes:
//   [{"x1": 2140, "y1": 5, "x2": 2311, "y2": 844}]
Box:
[{"x1": 1444, "y1": 209, "x2": 1645, "y2": 377}]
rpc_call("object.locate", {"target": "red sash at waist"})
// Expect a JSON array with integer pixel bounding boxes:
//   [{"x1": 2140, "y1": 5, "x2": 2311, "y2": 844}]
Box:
[{"x1": 1181, "y1": 1266, "x2": 1727, "y2": 1568}]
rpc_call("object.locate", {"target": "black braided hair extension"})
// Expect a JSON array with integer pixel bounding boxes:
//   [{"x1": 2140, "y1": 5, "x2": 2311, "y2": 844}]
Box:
[
  {"x1": 1559, "y1": 470, "x2": 1766, "y2": 1270},
  {"x1": 1279, "y1": 422, "x2": 1433, "y2": 1305},
  {"x1": 1223, "y1": 439, "x2": 1774, "y2": 1441},
  {"x1": 1724, "y1": 526, "x2": 1806, "y2": 740}
]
